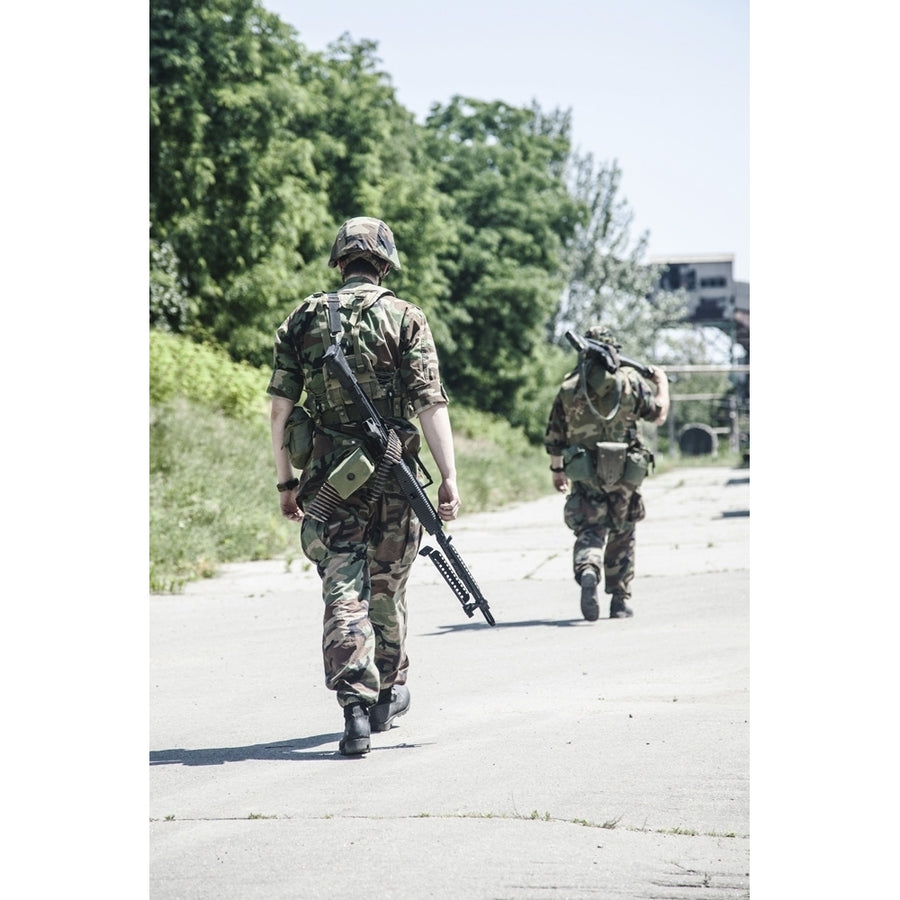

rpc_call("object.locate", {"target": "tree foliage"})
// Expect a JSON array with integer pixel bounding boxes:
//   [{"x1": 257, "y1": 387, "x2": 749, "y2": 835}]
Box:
[
  {"x1": 150, "y1": 0, "x2": 673, "y2": 438},
  {"x1": 300, "y1": 35, "x2": 458, "y2": 339},
  {"x1": 422, "y1": 98, "x2": 585, "y2": 429},
  {"x1": 150, "y1": 0, "x2": 334, "y2": 361},
  {"x1": 551, "y1": 153, "x2": 687, "y2": 362}
]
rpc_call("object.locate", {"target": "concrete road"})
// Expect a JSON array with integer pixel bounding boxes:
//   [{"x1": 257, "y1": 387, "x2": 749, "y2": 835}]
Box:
[{"x1": 150, "y1": 465, "x2": 750, "y2": 899}]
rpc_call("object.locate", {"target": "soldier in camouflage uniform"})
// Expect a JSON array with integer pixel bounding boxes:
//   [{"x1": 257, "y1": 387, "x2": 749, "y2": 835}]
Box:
[
  {"x1": 268, "y1": 217, "x2": 460, "y2": 756},
  {"x1": 544, "y1": 326, "x2": 669, "y2": 621}
]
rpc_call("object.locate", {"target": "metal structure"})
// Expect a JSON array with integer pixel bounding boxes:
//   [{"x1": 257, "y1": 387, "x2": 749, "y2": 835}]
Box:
[
  {"x1": 647, "y1": 256, "x2": 750, "y2": 460},
  {"x1": 660, "y1": 365, "x2": 750, "y2": 457}
]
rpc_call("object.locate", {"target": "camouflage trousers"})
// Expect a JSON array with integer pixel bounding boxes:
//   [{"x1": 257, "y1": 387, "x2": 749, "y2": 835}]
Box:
[
  {"x1": 299, "y1": 475, "x2": 422, "y2": 709},
  {"x1": 563, "y1": 481, "x2": 646, "y2": 598}
]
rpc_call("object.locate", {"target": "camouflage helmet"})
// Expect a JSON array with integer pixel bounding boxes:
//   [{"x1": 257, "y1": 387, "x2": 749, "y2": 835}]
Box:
[
  {"x1": 328, "y1": 217, "x2": 402, "y2": 271},
  {"x1": 584, "y1": 324, "x2": 620, "y2": 348},
  {"x1": 581, "y1": 324, "x2": 621, "y2": 389}
]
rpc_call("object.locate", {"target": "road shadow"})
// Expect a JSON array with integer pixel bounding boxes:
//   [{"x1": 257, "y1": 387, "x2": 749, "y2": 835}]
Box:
[
  {"x1": 423, "y1": 617, "x2": 597, "y2": 635},
  {"x1": 150, "y1": 734, "x2": 340, "y2": 766},
  {"x1": 150, "y1": 734, "x2": 434, "y2": 766},
  {"x1": 722, "y1": 473, "x2": 749, "y2": 516}
]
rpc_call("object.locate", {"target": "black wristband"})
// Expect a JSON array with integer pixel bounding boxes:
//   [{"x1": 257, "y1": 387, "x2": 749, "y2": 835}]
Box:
[
  {"x1": 276, "y1": 477, "x2": 300, "y2": 492},
  {"x1": 550, "y1": 466, "x2": 564, "y2": 473}
]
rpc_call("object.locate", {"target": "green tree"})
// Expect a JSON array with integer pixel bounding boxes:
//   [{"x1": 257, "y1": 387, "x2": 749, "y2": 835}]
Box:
[
  {"x1": 298, "y1": 35, "x2": 458, "y2": 338},
  {"x1": 423, "y1": 98, "x2": 585, "y2": 431},
  {"x1": 149, "y1": 237, "x2": 193, "y2": 331},
  {"x1": 150, "y1": 0, "x2": 335, "y2": 362},
  {"x1": 551, "y1": 152, "x2": 687, "y2": 361}
]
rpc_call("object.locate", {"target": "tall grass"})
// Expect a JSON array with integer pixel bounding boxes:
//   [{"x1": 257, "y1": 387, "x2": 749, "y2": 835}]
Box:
[{"x1": 149, "y1": 394, "x2": 556, "y2": 593}]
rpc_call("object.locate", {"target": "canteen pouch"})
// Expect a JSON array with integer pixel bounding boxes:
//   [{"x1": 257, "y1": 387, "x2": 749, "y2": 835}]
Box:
[
  {"x1": 595, "y1": 441, "x2": 629, "y2": 487},
  {"x1": 562, "y1": 445, "x2": 595, "y2": 483},
  {"x1": 623, "y1": 445, "x2": 654, "y2": 487},
  {"x1": 282, "y1": 405, "x2": 315, "y2": 469},
  {"x1": 326, "y1": 445, "x2": 375, "y2": 499}
]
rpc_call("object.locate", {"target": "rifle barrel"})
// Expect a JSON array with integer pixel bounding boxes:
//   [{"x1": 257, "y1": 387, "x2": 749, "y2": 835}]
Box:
[{"x1": 323, "y1": 343, "x2": 496, "y2": 626}]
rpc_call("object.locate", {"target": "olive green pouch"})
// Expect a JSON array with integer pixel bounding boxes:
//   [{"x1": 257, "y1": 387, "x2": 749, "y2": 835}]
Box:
[
  {"x1": 595, "y1": 441, "x2": 629, "y2": 487},
  {"x1": 623, "y1": 446, "x2": 654, "y2": 487},
  {"x1": 282, "y1": 405, "x2": 315, "y2": 470},
  {"x1": 562, "y1": 445, "x2": 595, "y2": 482},
  {"x1": 327, "y1": 446, "x2": 375, "y2": 499}
]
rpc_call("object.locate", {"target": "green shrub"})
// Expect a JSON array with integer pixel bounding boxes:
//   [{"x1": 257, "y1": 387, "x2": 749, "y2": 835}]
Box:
[{"x1": 150, "y1": 330, "x2": 269, "y2": 422}]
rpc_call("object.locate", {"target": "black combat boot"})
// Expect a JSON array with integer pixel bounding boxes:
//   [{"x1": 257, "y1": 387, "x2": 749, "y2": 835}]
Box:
[
  {"x1": 339, "y1": 702, "x2": 371, "y2": 756},
  {"x1": 609, "y1": 593, "x2": 634, "y2": 618},
  {"x1": 580, "y1": 568, "x2": 599, "y2": 621},
  {"x1": 369, "y1": 685, "x2": 410, "y2": 733}
]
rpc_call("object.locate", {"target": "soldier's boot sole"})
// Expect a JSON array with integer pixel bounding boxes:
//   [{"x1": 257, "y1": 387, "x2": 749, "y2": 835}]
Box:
[
  {"x1": 339, "y1": 703, "x2": 371, "y2": 756},
  {"x1": 580, "y1": 570, "x2": 599, "y2": 621}
]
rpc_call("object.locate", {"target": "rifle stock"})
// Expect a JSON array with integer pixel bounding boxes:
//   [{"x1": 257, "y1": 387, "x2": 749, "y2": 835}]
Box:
[
  {"x1": 322, "y1": 343, "x2": 496, "y2": 626},
  {"x1": 564, "y1": 329, "x2": 655, "y2": 379}
]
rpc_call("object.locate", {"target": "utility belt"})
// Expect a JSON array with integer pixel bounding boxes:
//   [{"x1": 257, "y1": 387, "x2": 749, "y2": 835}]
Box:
[{"x1": 562, "y1": 441, "x2": 654, "y2": 489}]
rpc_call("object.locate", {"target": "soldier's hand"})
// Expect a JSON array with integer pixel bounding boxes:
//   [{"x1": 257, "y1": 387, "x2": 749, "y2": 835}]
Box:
[
  {"x1": 437, "y1": 478, "x2": 460, "y2": 521},
  {"x1": 280, "y1": 490, "x2": 303, "y2": 523},
  {"x1": 552, "y1": 471, "x2": 569, "y2": 493}
]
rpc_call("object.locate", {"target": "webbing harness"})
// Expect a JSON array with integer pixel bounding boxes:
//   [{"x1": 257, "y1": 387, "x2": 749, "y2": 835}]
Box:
[{"x1": 304, "y1": 293, "x2": 404, "y2": 525}]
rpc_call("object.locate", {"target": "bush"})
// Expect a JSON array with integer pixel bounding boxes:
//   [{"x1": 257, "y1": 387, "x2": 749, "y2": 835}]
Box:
[{"x1": 150, "y1": 330, "x2": 269, "y2": 422}]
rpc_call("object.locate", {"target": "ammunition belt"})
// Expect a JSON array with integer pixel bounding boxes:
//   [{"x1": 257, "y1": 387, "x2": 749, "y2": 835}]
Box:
[
  {"x1": 363, "y1": 429, "x2": 403, "y2": 503},
  {"x1": 304, "y1": 481, "x2": 344, "y2": 524}
]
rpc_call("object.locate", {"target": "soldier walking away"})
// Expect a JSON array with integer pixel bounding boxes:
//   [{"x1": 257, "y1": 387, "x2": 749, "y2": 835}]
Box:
[
  {"x1": 544, "y1": 326, "x2": 669, "y2": 621},
  {"x1": 267, "y1": 217, "x2": 460, "y2": 755}
]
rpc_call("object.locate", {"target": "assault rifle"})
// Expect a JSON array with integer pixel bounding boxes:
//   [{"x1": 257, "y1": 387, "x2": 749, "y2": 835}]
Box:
[
  {"x1": 565, "y1": 330, "x2": 655, "y2": 379},
  {"x1": 322, "y1": 342, "x2": 496, "y2": 627}
]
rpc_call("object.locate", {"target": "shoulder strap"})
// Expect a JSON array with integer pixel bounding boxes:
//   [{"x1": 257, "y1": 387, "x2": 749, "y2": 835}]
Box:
[
  {"x1": 326, "y1": 292, "x2": 341, "y2": 346},
  {"x1": 330, "y1": 286, "x2": 397, "y2": 372}
]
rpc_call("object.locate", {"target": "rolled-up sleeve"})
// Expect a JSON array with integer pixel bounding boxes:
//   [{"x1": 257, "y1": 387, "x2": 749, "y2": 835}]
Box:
[
  {"x1": 544, "y1": 392, "x2": 568, "y2": 455},
  {"x1": 633, "y1": 373, "x2": 663, "y2": 423},
  {"x1": 266, "y1": 314, "x2": 304, "y2": 403},
  {"x1": 400, "y1": 307, "x2": 448, "y2": 415}
]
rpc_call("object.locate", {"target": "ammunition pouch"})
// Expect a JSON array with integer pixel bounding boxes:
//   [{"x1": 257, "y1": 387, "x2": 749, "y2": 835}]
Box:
[
  {"x1": 562, "y1": 445, "x2": 595, "y2": 482},
  {"x1": 594, "y1": 441, "x2": 629, "y2": 487},
  {"x1": 623, "y1": 445, "x2": 654, "y2": 488},
  {"x1": 282, "y1": 405, "x2": 315, "y2": 470},
  {"x1": 326, "y1": 445, "x2": 375, "y2": 499},
  {"x1": 563, "y1": 441, "x2": 654, "y2": 489}
]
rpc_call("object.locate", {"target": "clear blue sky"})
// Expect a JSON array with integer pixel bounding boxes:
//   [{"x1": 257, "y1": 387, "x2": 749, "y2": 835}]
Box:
[{"x1": 263, "y1": 0, "x2": 750, "y2": 281}]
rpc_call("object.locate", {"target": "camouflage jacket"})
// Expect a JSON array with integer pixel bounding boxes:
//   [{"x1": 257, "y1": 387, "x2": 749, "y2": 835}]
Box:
[
  {"x1": 544, "y1": 366, "x2": 662, "y2": 455},
  {"x1": 267, "y1": 278, "x2": 448, "y2": 427}
]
